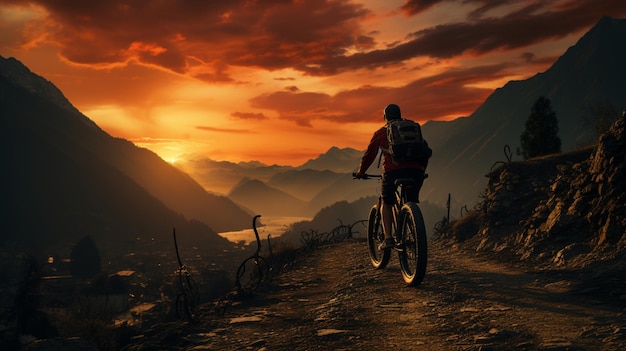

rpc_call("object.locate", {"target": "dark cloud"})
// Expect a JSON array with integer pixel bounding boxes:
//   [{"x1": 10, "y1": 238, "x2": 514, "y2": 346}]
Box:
[
  {"x1": 520, "y1": 52, "x2": 559, "y2": 65},
  {"x1": 7, "y1": 0, "x2": 625, "y2": 79},
  {"x1": 196, "y1": 125, "x2": 254, "y2": 133},
  {"x1": 230, "y1": 111, "x2": 269, "y2": 120},
  {"x1": 400, "y1": 0, "x2": 443, "y2": 16},
  {"x1": 12, "y1": 0, "x2": 370, "y2": 81},
  {"x1": 304, "y1": 0, "x2": 626, "y2": 75},
  {"x1": 249, "y1": 90, "x2": 334, "y2": 127},
  {"x1": 403, "y1": 0, "x2": 527, "y2": 20},
  {"x1": 248, "y1": 61, "x2": 515, "y2": 125},
  {"x1": 466, "y1": 0, "x2": 523, "y2": 20}
]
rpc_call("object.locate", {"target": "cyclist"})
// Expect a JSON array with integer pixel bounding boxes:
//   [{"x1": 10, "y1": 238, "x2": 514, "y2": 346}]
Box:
[{"x1": 355, "y1": 104, "x2": 431, "y2": 250}]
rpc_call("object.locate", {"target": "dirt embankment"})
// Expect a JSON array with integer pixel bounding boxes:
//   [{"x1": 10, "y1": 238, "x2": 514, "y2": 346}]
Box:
[{"x1": 124, "y1": 238, "x2": 626, "y2": 351}]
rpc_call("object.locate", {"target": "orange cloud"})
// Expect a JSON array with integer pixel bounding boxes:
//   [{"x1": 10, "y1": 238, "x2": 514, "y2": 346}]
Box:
[
  {"x1": 248, "y1": 62, "x2": 514, "y2": 125},
  {"x1": 230, "y1": 112, "x2": 269, "y2": 121},
  {"x1": 6, "y1": 0, "x2": 625, "y2": 80},
  {"x1": 6, "y1": 0, "x2": 370, "y2": 81},
  {"x1": 196, "y1": 125, "x2": 254, "y2": 134},
  {"x1": 3, "y1": 0, "x2": 624, "y2": 167}
]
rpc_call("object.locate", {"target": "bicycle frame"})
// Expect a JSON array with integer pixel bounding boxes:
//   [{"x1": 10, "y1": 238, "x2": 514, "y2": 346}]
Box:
[
  {"x1": 359, "y1": 174, "x2": 419, "y2": 241},
  {"x1": 355, "y1": 172, "x2": 428, "y2": 286}
]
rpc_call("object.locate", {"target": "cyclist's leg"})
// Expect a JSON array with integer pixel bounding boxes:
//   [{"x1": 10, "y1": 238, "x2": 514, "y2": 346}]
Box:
[
  {"x1": 381, "y1": 202, "x2": 393, "y2": 240},
  {"x1": 381, "y1": 170, "x2": 401, "y2": 241},
  {"x1": 380, "y1": 171, "x2": 395, "y2": 240}
]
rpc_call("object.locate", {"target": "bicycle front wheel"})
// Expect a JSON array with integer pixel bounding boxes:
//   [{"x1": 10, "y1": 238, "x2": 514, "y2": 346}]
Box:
[
  {"x1": 397, "y1": 203, "x2": 428, "y2": 286},
  {"x1": 367, "y1": 204, "x2": 390, "y2": 269}
]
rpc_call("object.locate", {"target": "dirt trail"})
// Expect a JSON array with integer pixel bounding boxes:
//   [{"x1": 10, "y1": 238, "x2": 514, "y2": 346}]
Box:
[{"x1": 134, "y1": 239, "x2": 626, "y2": 350}]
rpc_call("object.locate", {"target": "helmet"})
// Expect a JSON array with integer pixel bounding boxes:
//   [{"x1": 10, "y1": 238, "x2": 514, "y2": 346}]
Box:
[{"x1": 384, "y1": 104, "x2": 401, "y2": 121}]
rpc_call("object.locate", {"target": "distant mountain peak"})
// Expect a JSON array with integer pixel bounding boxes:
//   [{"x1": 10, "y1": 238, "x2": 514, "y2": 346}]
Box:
[
  {"x1": 547, "y1": 17, "x2": 626, "y2": 74},
  {"x1": 0, "y1": 55, "x2": 79, "y2": 115},
  {"x1": 298, "y1": 146, "x2": 363, "y2": 173},
  {"x1": 595, "y1": 15, "x2": 625, "y2": 30},
  {"x1": 238, "y1": 160, "x2": 267, "y2": 168},
  {"x1": 227, "y1": 177, "x2": 257, "y2": 195}
]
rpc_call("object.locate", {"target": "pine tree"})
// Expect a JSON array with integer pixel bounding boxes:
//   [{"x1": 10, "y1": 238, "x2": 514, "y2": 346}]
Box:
[{"x1": 519, "y1": 96, "x2": 561, "y2": 159}]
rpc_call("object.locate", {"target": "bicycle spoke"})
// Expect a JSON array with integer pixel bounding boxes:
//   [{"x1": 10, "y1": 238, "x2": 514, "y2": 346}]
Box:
[
  {"x1": 398, "y1": 203, "x2": 427, "y2": 286},
  {"x1": 367, "y1": 204, "x2": 390, "y2": 269}
]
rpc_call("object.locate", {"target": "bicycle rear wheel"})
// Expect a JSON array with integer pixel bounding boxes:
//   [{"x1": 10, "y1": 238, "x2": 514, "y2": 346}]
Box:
[
  {"x1": 397, "y1": 203, "x2": 427, "y2": 286},
  {"x1": 367, "y1": 204, "x2": 390, "y2": 269}
]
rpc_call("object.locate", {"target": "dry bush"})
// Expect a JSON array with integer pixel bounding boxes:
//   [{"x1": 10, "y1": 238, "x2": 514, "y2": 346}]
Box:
[{"x1": 447, "y1": 210, "x2": 481, "y2": 242}]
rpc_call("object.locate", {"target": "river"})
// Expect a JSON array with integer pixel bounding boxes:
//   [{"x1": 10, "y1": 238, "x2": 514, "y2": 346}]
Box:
[{"x1": 218, "y1": 216, "x2": 310, "y2": 244}]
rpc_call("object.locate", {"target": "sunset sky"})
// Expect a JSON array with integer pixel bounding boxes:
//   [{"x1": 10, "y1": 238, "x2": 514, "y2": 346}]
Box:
[{"x1": 2, "y1": 0, "x2": 625, "y2": 166}]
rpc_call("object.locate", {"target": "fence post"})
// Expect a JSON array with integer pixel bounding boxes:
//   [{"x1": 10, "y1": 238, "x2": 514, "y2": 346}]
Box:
[{"x1": 446, "y1": 193, "x2": 451, "y2": 223}]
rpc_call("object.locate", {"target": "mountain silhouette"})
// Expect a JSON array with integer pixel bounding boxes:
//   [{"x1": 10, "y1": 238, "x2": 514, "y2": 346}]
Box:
[
  {"x1": 227, "y1": 178, "x2": 308, "y2": 217},
  {"x1": 421, "y1": 16, "x2": 626, "y2": 208},
  {"x1": 0, "y1": 56, "x2": 252, "y2": 252},
  {"x1": 297, "y1": 146, "x2": 363, "y2": 172},
  {"x1": 3, "y1": 16, "x2": 623, "y2": 253},
  {"x1": 176, "y1": 157, "x2": 291, "y2": 195},
  {"x1": 169, "y1": 17, "x2": 626, "y2": 218},
  {"x1": 267, "y1": 169, "x2": 345, "y2": 202}
]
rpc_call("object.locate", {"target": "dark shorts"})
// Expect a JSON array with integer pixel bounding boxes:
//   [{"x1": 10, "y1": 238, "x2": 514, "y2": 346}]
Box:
[{"x1": 382, "y1": 168, "x2": 425, "y2": 204}]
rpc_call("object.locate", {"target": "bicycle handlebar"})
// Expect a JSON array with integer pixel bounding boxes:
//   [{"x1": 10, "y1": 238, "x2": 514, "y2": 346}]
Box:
[
  {"x1": 352, "y1": 172, "x2": 428, "y2": 180},
  {"x1": 352, "y1": 172, "x2": 382, "y2": 179}
]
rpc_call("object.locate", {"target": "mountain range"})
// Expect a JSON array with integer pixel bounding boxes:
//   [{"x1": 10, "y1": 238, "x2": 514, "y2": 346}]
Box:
[
  {"x1": 1, "y1": 17, "x2": 625, "y2": 255},
  {"x1": 181, "y1": 16, "x2": 626, "y2": 215},
  {"x1": 420, "y1": 16, "x2": 626, "y2": 208},
  {"x1": 0, "y1": 57, "x2": 252, "y2": 253}
]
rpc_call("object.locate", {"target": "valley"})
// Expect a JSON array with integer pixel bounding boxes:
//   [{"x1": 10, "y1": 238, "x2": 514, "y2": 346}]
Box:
[{"x1": 218, "y1": 216, "x2": 312, "y2": 244}]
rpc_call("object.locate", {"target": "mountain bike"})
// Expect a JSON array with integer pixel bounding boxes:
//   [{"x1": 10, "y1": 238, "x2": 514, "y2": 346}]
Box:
[
  {"x1": 353, "y1": 173, "x2": 428, "y2": 286},
  {"x1": 235, "y1": 215, "x2": 272, "y2": 296},
  {"x1": 172, "y1": 228, "x2": 200, "y2": 321}
]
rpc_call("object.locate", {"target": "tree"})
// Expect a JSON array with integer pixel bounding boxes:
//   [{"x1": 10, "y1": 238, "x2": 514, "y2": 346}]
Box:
[
  {"x1": 70, "y1": 236, "x2": 101, "y2": 279},
  {"x1": 519, "y1": 96, "x2": 561, "y2": 159}
]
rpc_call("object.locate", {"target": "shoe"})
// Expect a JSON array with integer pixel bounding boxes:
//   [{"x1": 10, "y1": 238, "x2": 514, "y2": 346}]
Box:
[{"x1": 378, "y1": 238, "x2": 395, "y2": 250}]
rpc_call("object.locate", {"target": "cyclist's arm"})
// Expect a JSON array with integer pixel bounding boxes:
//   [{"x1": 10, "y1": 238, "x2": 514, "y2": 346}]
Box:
[{"x1": 357, "y1": 127, "x2": 385, "y2": 175}]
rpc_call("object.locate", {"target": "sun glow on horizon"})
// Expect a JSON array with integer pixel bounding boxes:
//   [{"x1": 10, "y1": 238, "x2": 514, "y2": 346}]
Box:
[{"x1": 2, "y1": 0, "x2": 614, "y2": 169}]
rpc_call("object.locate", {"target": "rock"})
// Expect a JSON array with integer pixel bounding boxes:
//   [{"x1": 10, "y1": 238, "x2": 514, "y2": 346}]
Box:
[{"x1": 450, "y1": 117, "x2": 625, "y2": 268}]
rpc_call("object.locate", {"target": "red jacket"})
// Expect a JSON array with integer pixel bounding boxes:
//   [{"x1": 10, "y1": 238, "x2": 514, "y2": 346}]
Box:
[{"x1": 357, "y1": 125, "x2": 426, "y2": 174}]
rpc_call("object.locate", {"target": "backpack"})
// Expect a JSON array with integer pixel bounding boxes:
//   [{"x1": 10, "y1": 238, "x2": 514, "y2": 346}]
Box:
[{"x1": 386, "y1": 119, "x2": 429, "y2": 162}]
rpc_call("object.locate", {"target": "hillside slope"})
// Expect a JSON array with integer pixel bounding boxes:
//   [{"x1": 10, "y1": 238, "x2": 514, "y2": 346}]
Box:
[
  {"x1": 227, "y1": 178, "x2": 308, "y2": 216},
  {"x1": 23, "y1": 118, "x2": 626, "y2": 350},
  {"x1": 444, "y1": 115, "x2": 626, "y2": 269},
  {"x1": 422, "y1": 16, "x2": 626, "y2": 208},
  {"x1": 0, "y1": 56, "x2": 252, "y2": 251}
]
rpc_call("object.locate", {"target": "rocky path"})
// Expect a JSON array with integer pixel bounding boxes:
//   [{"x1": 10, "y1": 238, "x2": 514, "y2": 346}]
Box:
[{"x1": 131, "y1": 239, "x2": 626, "y2": 350}]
